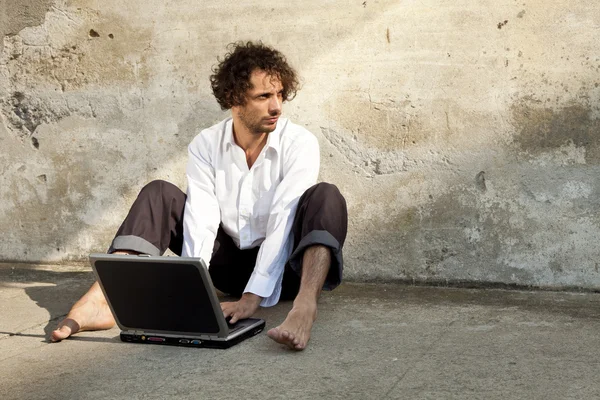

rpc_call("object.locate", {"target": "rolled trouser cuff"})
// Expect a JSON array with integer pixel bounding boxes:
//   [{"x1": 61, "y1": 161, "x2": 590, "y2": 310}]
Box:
[
  {"x1": 288, "y1": 229, "x2": 343, "y2": 291},
  {"x1": 108, "y1": 235, "x2": 161, "y2": 256}
]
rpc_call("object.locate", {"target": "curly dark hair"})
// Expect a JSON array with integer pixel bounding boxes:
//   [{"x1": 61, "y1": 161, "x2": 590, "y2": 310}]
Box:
[{"x1": 210, "y1": 41, "x2": 300, "y2": 110}]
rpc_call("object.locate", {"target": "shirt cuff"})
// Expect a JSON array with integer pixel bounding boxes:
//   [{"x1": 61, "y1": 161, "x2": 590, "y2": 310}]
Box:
[{"x1": 244, "y1": 270, "x2": 282, "y2": 307}]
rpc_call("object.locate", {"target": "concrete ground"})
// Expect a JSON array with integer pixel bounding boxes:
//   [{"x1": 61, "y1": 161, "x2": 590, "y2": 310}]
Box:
[{"x1": 2, "y1": 263, "x2": 600, "y2": 400}]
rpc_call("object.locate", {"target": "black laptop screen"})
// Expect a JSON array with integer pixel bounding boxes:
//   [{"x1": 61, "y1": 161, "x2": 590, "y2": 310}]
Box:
[{"x1": 95, "y1": 260, "x2": 220, "y2": 334}]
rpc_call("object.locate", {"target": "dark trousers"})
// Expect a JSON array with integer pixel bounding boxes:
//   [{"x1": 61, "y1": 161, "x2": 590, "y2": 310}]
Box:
[{"x1": 108, "y1": 180, "x2": 348, "y2": 300}]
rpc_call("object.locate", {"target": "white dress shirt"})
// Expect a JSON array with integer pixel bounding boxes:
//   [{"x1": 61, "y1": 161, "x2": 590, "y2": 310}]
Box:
[{"x1": 181, "y1": 117, "x2": 320, "y2": 306}]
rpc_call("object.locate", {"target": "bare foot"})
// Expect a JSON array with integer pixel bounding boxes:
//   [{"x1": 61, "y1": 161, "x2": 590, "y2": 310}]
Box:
[
  {"x1": 50, "y1": 281, "x2": 116, "y2": 342},
  {"x1": 267, "y1": 300, "x2": 317, "y2": 350}
]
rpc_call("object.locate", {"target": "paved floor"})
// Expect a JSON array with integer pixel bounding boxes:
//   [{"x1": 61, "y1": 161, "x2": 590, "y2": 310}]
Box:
[{"x1": 2, "y1": 262, "x2": 600, "y2": 399}]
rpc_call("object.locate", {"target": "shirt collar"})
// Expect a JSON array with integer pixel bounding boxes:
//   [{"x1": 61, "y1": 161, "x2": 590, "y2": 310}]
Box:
[
  {"x1": 224, "y1": 118, "x2": 236, "y2": 149},
  {"x1": 265, "y1": 118, "x2": 283, "y2": 154},
  {"x1": 225, "y1": 117, "x2": 284, "y2": 155}
]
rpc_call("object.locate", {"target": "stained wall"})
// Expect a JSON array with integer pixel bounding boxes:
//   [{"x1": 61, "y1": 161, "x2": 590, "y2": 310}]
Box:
[{"x1": 2, "y1": 0, "x2": 599, "y2": 288}]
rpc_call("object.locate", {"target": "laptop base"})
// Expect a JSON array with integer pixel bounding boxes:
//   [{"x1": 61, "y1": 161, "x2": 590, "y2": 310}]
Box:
[{"x1": 120, "y1": 320, "x2": 266, "y2": 349}]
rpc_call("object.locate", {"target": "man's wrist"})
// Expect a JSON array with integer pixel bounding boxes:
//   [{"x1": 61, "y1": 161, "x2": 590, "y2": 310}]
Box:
[{"x1": 241, "y1": 292, "x2": 262, "y2": 306}]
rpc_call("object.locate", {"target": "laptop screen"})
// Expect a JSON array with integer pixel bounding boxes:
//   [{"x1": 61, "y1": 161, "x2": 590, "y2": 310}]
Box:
[{"x1": 94, "y1": 259, "x2": 221, "y2": 334}]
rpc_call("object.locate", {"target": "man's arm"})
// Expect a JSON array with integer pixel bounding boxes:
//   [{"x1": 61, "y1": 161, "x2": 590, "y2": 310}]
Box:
[
  {"x1": 181, "y1": 133, "x2": 220, "y2": 264},
  {"x1": 247, "y1": 134, "x2": 321, "y2": 306}
]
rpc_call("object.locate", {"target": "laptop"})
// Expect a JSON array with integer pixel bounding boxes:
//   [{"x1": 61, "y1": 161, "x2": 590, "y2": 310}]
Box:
[{"x1": 89, "y1": 253, "x2": 265, "y2": 349}]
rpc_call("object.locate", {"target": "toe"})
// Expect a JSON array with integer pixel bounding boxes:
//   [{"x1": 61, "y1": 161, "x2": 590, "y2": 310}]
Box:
[
  {"x1": 267, "y1": 328, "x2": 281, "y2": 340},
  {"x1": 280, "y1": 330, "x2": 290, "y2": 339},
  {"x1": 51, "y1": 318, "x2": 80, "y2": 342},
  {"x1": 50, "y1": 331, "x2": 60, "y2": 342},
  {"x1": 51, "y1": 326, "x2": 70, "y2": 342}
]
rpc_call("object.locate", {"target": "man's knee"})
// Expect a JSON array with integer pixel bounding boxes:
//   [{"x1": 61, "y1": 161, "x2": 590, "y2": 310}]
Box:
[
  {"x1": 311, "y1": 182, "x2": 341, "y2": 196},
  {"x1": 139, "y1": 180, "x2": 183, "y2": 201},
  {"x1": 304, "y1": 182, "x2": 346, "y2": 208}
]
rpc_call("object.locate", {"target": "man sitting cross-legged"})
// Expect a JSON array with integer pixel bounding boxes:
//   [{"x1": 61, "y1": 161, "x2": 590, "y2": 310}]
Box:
[{"x1": 51, "y1": 41, "x2": 348, "y2": 350}]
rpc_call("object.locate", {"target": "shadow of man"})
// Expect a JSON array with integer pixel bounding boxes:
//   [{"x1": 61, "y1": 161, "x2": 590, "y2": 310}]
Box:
[{"x1": 0, "y1": 266, "x2": 95, "y2": 341}]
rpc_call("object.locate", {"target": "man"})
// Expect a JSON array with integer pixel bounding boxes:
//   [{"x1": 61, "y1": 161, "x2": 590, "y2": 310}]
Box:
[{"x1": 51, "y1": 41, "x2": 347, "y2": 350}]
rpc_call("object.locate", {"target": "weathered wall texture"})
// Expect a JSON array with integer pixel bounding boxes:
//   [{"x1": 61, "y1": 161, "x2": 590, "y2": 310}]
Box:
[{"x1": 1, "y1": 0, "x2": 600, "y2": 288}]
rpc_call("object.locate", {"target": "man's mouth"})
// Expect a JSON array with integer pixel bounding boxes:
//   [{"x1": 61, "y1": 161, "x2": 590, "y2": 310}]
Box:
[{"x1": 264, "y1": 117, "x2": 279, "y2": 124}]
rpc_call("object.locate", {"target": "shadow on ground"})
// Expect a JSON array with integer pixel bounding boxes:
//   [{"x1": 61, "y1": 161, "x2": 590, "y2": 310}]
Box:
[{"x1": 0, "y1": 265, "x2": 95, "y2": 340}]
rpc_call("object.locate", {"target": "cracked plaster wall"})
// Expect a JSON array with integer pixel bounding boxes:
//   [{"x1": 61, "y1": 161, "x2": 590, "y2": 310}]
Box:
[{"x1": 1, "y1": 0, "x2": 600, "y2": 289}]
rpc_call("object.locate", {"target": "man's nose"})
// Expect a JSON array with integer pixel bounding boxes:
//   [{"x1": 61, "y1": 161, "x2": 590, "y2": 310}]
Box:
[{"x1": 269, "y1": 96, "x2": 282, "y2": 114}]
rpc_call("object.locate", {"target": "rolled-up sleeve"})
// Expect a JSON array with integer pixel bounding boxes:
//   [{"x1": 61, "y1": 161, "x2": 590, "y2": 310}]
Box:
[
  {"x1": 181, "y1": 133, "x2": 220, "y2": 266},
  {"x1": 244, "y1": 135, "x2": 320, "y2": 306}
]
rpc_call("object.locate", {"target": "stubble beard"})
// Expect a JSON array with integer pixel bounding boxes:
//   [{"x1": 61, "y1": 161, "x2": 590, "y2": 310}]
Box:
[{"x1": 239, "y1": 110, "x2": 276, "y2": 135}]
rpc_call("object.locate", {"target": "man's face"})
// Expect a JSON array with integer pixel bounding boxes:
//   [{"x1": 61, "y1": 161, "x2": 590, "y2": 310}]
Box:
[{"x1": 233, "y1": 69, "x2": 283, "y2": 135}]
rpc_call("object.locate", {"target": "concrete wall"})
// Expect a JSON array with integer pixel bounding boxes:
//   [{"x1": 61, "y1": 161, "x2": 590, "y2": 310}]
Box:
[{"x1": 1, "y1": 0, "x2": 600, "y2": 288}]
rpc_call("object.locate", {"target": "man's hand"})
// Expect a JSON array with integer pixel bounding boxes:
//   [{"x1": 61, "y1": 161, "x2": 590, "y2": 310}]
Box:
[{"x1": 221, "y1": 293, "x2": 262, "y2": 324}]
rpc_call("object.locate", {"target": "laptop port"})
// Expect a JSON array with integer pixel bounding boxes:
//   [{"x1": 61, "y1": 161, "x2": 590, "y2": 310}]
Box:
[
  {"x1": 179, "y1": 339, "x2": 190, "y2": 344},
  {"x1": 191, "y1": 340, "x2": 202, "y2": 345},
  {"x1": 147, "y1": 337, "x2": 165, "y2": 342}
]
